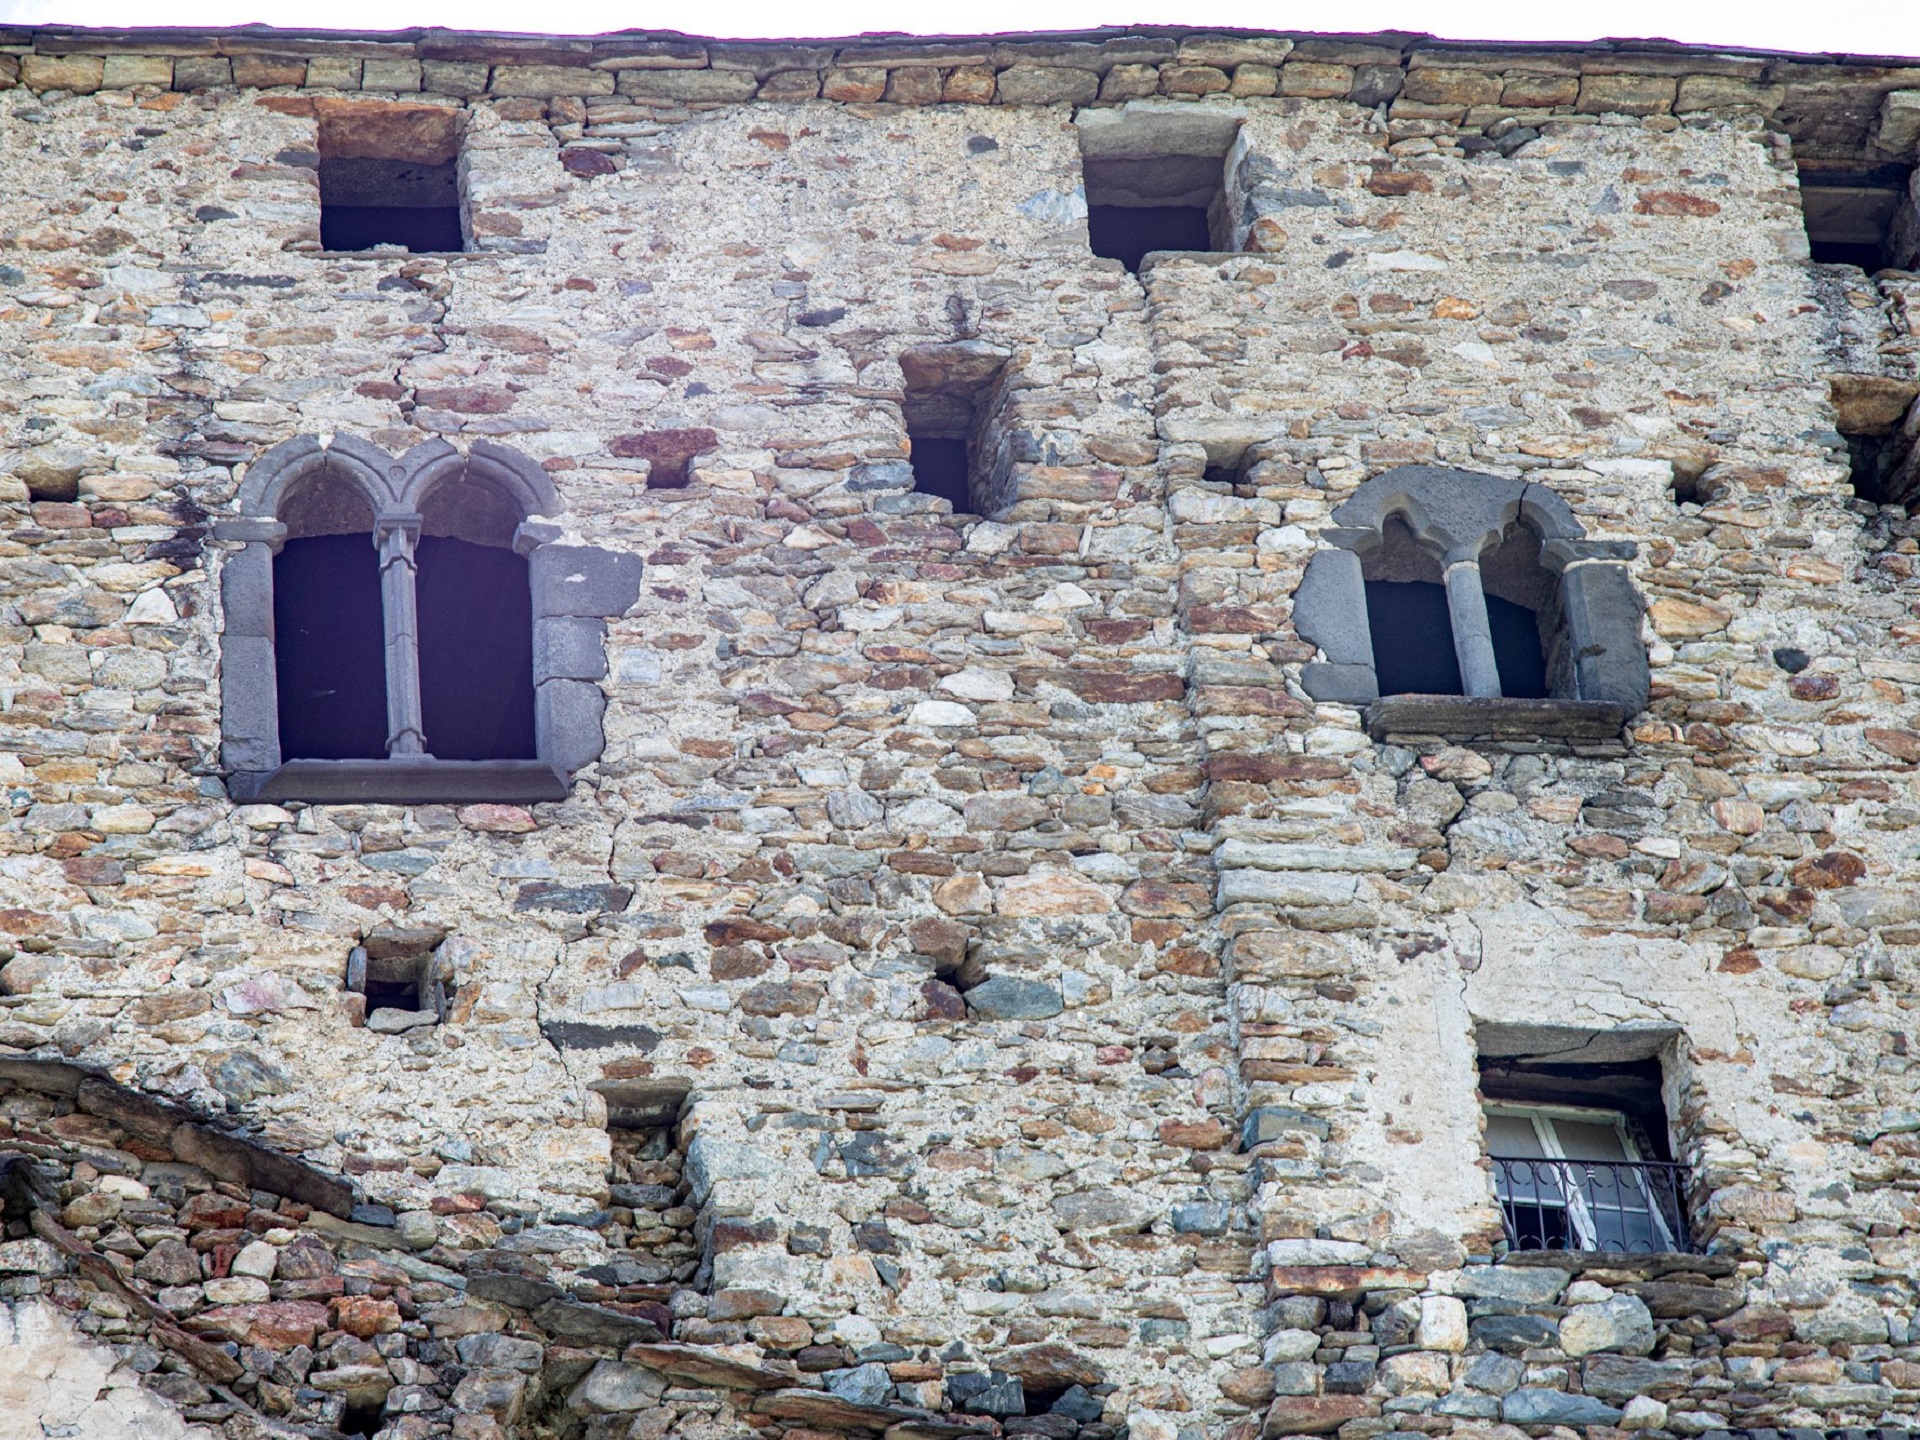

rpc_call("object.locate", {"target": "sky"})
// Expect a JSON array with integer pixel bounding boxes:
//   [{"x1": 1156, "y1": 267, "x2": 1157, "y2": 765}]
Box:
[{"x1": 0, "y1": 0, "x2": 1916, "y2": 56}]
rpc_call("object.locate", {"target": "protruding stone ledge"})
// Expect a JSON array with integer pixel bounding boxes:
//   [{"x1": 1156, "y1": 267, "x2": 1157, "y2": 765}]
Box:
[
  {"x1": 1364, "y1": 695, "x2": 1629, "y2": 743},
  {"x1": 243, "y1": 757, "x2": 570, "y2": 804}
]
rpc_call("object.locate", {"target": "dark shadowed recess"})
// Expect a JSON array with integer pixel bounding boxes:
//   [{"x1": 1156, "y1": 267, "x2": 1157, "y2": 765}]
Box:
[
  {"x1": 319, "y1": 155, "x2": 462, "y2": 253},
  {"x1": 273, "y1": 534, "x2": 388, "y2": 760},
  {"x1": 1366, "y1": 580, "x2": 1547, "y2": 698},
  {"x1": 416, "y1": 536, "x2": 536, "y2": 761},
  {"x1": 909, "y1": 435, "x2": 971, "y2": 512},
  {"x1": 1086, "y1": 204, "x2": 1211, "y2": 273}
]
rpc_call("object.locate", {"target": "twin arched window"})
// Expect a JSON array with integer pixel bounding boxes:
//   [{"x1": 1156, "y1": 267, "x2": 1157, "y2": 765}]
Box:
[
  {"x1": 216, "y1": 437, "x2": 642, "y2": 803},
  {"x1": 1294, "y1": 466, "x2": 1649, "y2": 728}
]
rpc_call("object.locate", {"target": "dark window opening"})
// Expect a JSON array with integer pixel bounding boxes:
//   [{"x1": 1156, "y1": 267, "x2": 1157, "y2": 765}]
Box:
[
  {"x1": 1366, "y1": 579, "x2": 1462, "y2": 696},
  {"x1": 416, "y1": 538, "x2": 537, "y2": 761},
  {"x1": 320, "y1": 156, "x2": 461, "y2": 254},
  {"x1": 1020, "y1": 1383, "x2": 1073, "y2": 1417},
  {"x1": 1669, "y1": 461, "x2": 1724, "y2": 508},
  {"x1": 1799, "y1": 163, "x2": 1912, "y2": 270},
  {"x1": 1844, "y1": 427, "x2": 1920, "y2": 509},
  {"x1": 345, "y1": 930, "x2": 450, "y2": 1029},
  {"x1": 1479, "y1": 1052, "x2": 1692, "y2": 1254},
  {"x1": 904, "y1": 380, "x2": 989, "y2": 516},
  {"x1": 1487, "y1": 594, "x2": 1548, "y2": 700},
  {"x1": 340, "y1": 1399, "x2": 385, "y2": 1437},
  {"x1": 273, "y1": 532, "x2": 388, "y2": 761},
  {"x1": 1077, "y1": 113, "x2": 1237, "y2": 273},
  {"x1": 317, "y1": 102, "x2": 464, "y2": 254},
  {"x1": 1086, "y1": 204, "x2": 1212, "y2": 272},
  {"x1": 909, "y1": 434, "x2": 972, "y2": 511}
]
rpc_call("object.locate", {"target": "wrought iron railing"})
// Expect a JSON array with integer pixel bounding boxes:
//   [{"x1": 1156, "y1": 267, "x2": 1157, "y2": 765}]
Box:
[{"x1": 1491, "y1": 1155, "x2": 1697, "y2": 1254}]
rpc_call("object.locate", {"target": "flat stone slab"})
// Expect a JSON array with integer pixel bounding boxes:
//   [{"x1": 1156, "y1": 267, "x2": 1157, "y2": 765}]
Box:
[
  {"x1": 533, "y1": 1297, "x2": 664, "y2": 1346},
  {"x1": 1365, "y1": 694, "x2": 1627, "y2": 742},
  {"x1": 753, "y1": 1387, "x2": 916, "y2": 1432},
  {"x1": 622, "y1": 1342, "x2": 789, "y2": 1390}
]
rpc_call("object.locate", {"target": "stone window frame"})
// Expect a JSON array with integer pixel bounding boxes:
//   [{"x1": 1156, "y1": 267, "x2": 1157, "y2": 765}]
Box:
[
  {"x1": 1293, "y1": 465, "x2": 1649, "y2": 739},
  {"x1": 215, "y1": 434, "x2": 643, "y2": 804}
]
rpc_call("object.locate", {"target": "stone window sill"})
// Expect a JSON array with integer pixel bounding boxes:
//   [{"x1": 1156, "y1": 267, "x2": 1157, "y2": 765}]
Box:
[
  {"x1": 1364, "y1": 695, "x2": 1628, "y2": 744},
  {"x1": 232, "y1": 759, "x2": 569, "y2": 804}
]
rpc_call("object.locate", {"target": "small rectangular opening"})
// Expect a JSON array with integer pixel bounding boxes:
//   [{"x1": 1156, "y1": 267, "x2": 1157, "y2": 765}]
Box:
[
  {"x1": 318, "y1": 101, "x2": 465, "y2": 254},
  {"x1": 898, "y1": 342, "x2": 1010, "y2": 517},
  {"x1": 908, "y1": 427, "x2": 973, "y2": 513},
  {"x1": 1077, "y1": 105, "x2": 1239, "y2": 273},
  {"x1": 346, "y1": 929, "x2": 450, "y2": 1032},
  {"x1": 596, "y1": 1078, "x2": 699, "y2": 1286},
  {"x1": 1799, "y1": 162, "x2": 1913, "y2": 271},
  {"x1": 1476, "y1": 1034, "x2": 1693, "y2": 1255}
]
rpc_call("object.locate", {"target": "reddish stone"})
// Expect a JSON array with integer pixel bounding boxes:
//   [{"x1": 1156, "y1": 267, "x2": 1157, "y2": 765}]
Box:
[
  {"x1": 1864, "y1": 727, "x2": 1920, "y2": 762},
  {"x1": 1159, "y1": 1118, "x2": 1230, "y2": 1150},
  {"x1": 1192, "y1": 686, "x2": 1307, "y2": 718},
  {"x1": 1056, "y1": 671, "x2": 1185, "y2": 705},
  {"x1": 710, "y1": 946, "x2": 773, "y2": 981},
  {"x1": 1645, "y1": 892, "x2": 1708, "y2": 923},
  {"x1": 1790, "y1": 851, "x2": 1866, "y2": 889},
  {"x1": 189, "y1": 1300, "x2": 331, "y2": 1348},
  {"x1": 1187, "y1": 604, "x2": 1286, "y2": 634},
  {"x1": 413, "y1": 386, "x2": 515, "y2": 414},
  {"x1": 1365, "y1": 169, "x2": 1433, "y2": 196},
  {"x1": 1635, "y1": 190, "x2": 1721, "y2": 217},
  {"x1": 704, "y1": 918, "x2": 789, "y2": 945},
  {"x1": 331, "y1": 1295, "x2": 402, "y2": 1338},
  {"x1": 1719, "y1": 948, "x2": 1762, "y2": 974},
  {"x1": 273, "y1": 1237, "x2": 339, "y2": 1279},
  {"x1": 561, "y1": 147, "x2": 617, "y2": 176},
  {"x1": 1789, "y1": 672, "x2": 1841, "y2": 701},
  {"x1": 1712, "y1": 1305, "x2": 1794, "y2": 1341},
  {"x1": 918, "y1": 979, "x2": 966, "y2": 1021},
  {"x1": 181, "y1": 1193, "x2": 250, "y2": 1230},
  {"x1": 737, "y1": 981, "x2": 825, "y2": 1017},
  {"x1": 1262, "y1": 1395, "x2": 1374, "y2": 1433},
  {"x1": 1119, "y1": 880, "x2": 1212, "y2": 918}
]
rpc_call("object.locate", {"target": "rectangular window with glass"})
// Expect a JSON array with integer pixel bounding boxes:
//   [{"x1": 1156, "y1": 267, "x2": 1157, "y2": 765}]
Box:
[{"x1": 1485, "y1": 1103, "x2": 1690, "y2": 1254}]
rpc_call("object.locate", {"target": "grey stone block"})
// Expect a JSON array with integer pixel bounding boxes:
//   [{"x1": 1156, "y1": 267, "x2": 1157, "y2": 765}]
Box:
[
  {"x1": 1501, "y1": 1390, "x2": 1623, "y2": 1426},
  {"x1": 1301, "y1": 661, "x2": 1379, "y2": 704},
  {"x1": 531, "y1": 545, "x2": 644, "y2": 618},
  {"x1": 219, "y1": 634, "x2": 281, "y2": 772},
  {"x1": 1243, "y1": 1105, "x2": 1332, "y2": 1145},
  {"x1": 220, "y1": 545, "x2": 275, "y2": 639},
  {"x1": 1293, "y1": 548, "x2": 1375, "y2": 668},
  {"x1": 532, "y1": 615, "x2": 610, "y2": 681},
  {"x1": 964, "y1": 976, "x2": 1063, "y2": 1020},
  {"x1": 537, "y1": 677, "x2": 609, "y2": 773},
  {"x1": 1562, "y1": 562, "x2": 1650, "y2": 714}
]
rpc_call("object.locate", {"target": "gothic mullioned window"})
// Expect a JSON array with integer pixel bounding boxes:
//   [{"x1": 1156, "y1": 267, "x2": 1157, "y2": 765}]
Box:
[
  {"x1": 215, "y1": 436, "x2": 642, "y2": 803},
  {"x1": 1293, "y1": 465, "x2": 1649, "y2": 739}
]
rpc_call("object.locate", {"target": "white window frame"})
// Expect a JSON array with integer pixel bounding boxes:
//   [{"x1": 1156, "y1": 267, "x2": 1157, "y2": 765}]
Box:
[{"x1": 1485, "y1": 1102, "x2": 1678, "y2": 1253}]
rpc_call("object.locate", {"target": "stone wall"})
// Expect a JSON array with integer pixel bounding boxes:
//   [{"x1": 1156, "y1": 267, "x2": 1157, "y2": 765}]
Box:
[{"x1": 0, "y1": 20, "x2": 1919, "y2": 1440}]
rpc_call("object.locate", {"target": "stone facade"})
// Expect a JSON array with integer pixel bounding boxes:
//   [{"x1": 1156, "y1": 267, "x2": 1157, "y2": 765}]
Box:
[{"x1": 1, "y1": 20, "x2": 1920, "y2": 1440}]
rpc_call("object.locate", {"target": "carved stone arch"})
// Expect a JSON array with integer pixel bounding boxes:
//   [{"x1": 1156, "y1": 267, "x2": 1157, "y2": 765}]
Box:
[
  {"x1": 236, "y1": 434, "x2": 402, "y2": 520},
  {"x1": 1294, "y1": 465, "x2": 1649, "y2": 728},
  {"x1": 215, "y1": 434, "x2": 643, "y2": 803},
  {"x1": 396, "y1": 437, "x2": 563, "y2": 523}
]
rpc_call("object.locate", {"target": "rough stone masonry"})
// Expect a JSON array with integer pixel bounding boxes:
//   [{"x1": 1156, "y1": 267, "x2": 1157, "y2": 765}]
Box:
[{"x1": 2, "y1": 17, "x2": 1920, "y2": 1440}]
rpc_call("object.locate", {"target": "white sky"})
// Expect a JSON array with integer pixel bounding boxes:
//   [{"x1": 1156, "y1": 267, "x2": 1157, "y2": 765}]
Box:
[{"x1": 0, "y1": 0, "x2": 1915, "y2": 56}]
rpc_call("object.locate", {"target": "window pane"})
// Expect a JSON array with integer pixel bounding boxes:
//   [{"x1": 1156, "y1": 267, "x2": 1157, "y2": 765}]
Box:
[
  {"x1": 1485, "y1": 1114, "x2": 1546, "y2": 1158},
  {"x1": 273, "y1": 534, "x2": 388, "y2": 760},
  {"x1": 1366, "y1": 579, "x2": 1464, "y2": 695},
  {"x1": 1551, "y1": 1120, "x2": 1633, "y2": 1163},
  {"x1": 416, "y1": 536, "x2": 537, "y2": 762},
  {"x1": 1551, "y1": 1118, "x2": 1664, "y2": 1252}
]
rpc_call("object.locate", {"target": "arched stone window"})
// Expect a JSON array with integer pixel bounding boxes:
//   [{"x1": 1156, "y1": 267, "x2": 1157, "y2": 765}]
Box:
[
  {"x1": 1293, "y1": 466, "x2": 1648, "y2": 738},
  {"x1": 215, "y1": 437, "x2": 643, "y2": 803}
]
